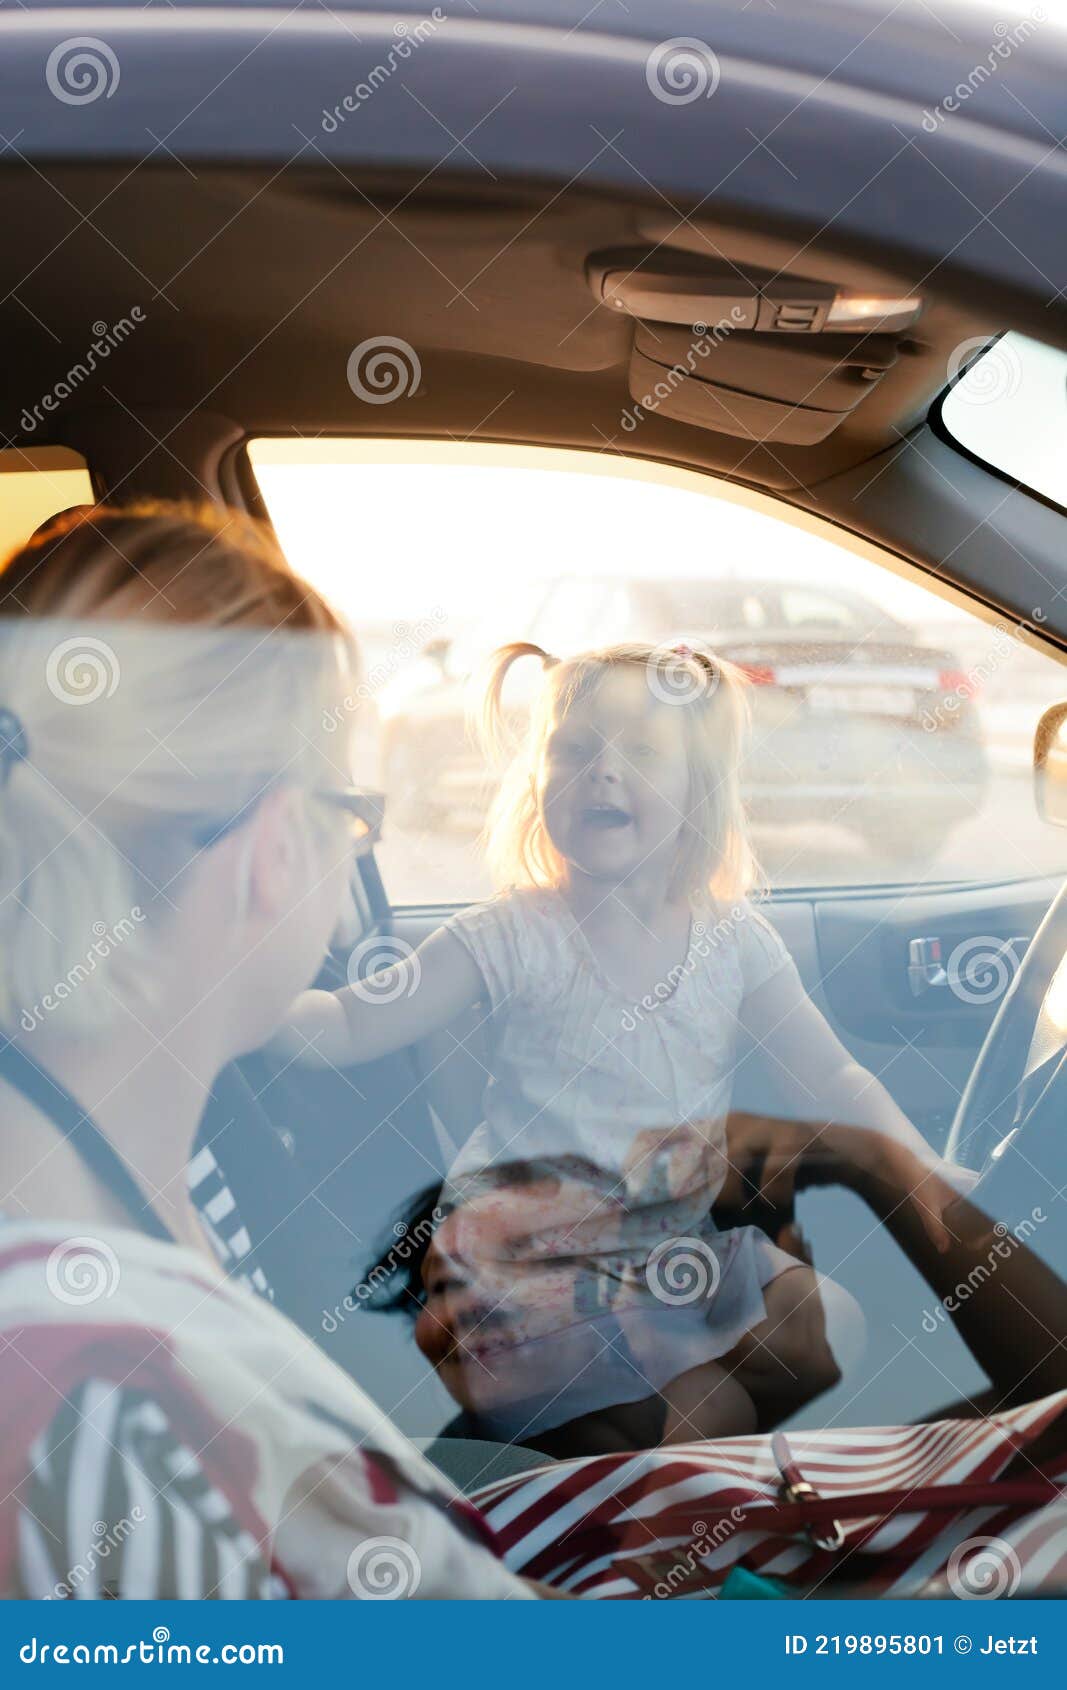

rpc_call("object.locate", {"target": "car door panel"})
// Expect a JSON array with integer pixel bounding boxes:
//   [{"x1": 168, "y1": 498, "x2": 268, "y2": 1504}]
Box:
[{"x1": 396, "y1": 873, "x2": 1061, "y2": 1156}]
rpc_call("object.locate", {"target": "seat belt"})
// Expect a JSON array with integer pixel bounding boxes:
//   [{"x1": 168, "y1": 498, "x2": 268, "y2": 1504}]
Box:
[{"x1": 0, "y1": 1038, "x2": 176, "y2": 1243}]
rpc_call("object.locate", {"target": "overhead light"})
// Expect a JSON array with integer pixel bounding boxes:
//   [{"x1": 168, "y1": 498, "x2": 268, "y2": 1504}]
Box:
[
  {"x1": 587, "y1": 250, "x2": 922, "y2": 335},
  {"x1": 827, "y1": 294, "x2": 922, "y2": 332}
]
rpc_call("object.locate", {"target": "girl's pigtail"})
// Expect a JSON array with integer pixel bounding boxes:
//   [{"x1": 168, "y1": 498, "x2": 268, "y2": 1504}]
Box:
[{"x1": 473, "y1": 641, "x2": 558, "y2": 764}]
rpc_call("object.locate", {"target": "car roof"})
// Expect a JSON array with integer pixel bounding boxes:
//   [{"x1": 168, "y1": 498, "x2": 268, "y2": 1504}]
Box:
[{"x1": 2, "y1": 2, "x2": 1065, "y2": 645}]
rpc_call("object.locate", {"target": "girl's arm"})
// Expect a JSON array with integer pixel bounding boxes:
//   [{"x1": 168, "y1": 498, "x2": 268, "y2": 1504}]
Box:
[
  {"x1": 269, "y1": 927, "x2": 486, "y2": 1069},
  {"x1": 738, "y1": 964, "x2": 941, "y2": 1170}
]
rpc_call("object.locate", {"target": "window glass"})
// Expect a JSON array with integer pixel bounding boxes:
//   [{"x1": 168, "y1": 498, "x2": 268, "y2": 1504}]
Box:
[
  {"x1": 941, "y1": 331, "x2": 1067, "y2": 510},
  {"x1": 0, "y1": 447, "x2": 93, "y2": 557},
  {"x1": 248, "y1": 439, "x2": 1067, "y2": 905},
  {"x1": 780, "y1": 589, "x2": 868, "y2": 630},
  {"x1": 739, "y1": 594, "x2": 769, "y2": 630},
  {"x1": 529, "y1": 579, "x2": 611, "y2": 655}
]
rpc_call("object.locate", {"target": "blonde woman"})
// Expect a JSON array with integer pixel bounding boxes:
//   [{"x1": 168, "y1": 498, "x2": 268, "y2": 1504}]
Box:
[
  {"x1": 281, "y1": 641, "x2": 948, "y2": 1451},
  {"x1": 0, "y1": 505, "x2": 537, "y2": 1600}
]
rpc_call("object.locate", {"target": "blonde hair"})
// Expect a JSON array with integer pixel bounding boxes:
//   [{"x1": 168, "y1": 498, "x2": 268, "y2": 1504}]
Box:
[
  {"x1": 477, "y1": 640, "x2": 760, "y2": 902},
  {"x1": 0, "y1": 500, "x2": 356, "y2": 1035}
]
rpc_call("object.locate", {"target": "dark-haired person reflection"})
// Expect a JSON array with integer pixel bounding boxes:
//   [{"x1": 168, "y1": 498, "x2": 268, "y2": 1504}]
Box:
[{"x1": 414, "y1": 1110, "x2": 1067, "y2": 1459}]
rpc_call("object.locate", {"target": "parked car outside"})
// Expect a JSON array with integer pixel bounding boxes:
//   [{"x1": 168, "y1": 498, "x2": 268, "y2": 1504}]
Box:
[{"x1": 378, "y1": 574, "x2": 989, "y2": 861}]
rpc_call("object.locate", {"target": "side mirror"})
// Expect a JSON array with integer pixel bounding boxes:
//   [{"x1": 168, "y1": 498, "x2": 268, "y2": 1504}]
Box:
[{"x1": 1034, "y1": 700, "x2": 1067, "y2": 826}]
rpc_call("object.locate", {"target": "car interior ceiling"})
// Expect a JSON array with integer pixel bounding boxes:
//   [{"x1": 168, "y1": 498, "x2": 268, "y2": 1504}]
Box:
[
  {"x1": 0, "y1": 163, "x2": 1060, "y2": 631},
  {"x1": 5, "y1": 154, "x2": 1067, "y2": 1459}
]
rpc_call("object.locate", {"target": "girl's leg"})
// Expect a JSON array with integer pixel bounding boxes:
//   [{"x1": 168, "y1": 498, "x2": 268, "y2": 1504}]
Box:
[
  {"x1": 660, "y1": 1360, "x2": 757, "y2": 1444},
  {"x1": 720, "y1": 1265, "x2": 845, "y2": 1430},
  {"x1": 526, "y1": 1393, "x2": 667, "y2": 1458},
  {"x1": 528, "y1": 1363, "x2": 757, "y2": 1456}
]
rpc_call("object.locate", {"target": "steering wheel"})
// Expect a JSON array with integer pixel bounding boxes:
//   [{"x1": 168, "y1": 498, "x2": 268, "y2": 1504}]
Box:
[{"x1": 944, "y1": 877, "x2": 1067, "y2": 1176}]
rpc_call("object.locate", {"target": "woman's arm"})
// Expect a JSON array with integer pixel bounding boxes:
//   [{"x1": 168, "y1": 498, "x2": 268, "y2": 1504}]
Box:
[
  {"x1": 268, "y1": 927, "x2": 486, "y2": 1069},
  {"x1": 739, "y1": 964, "x2": 940, "y2": 1168},
  {"x1": 851, "y1": 1134, "x2": 1067, "y2": 1406},
  {"x1": 724, "y1": 1110, "x2": 1067, "y2": 1408}
]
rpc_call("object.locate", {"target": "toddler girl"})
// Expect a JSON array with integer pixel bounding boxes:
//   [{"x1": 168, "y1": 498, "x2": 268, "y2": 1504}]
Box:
[{"x1": 280, "y1": 641, "x2": 929, "y2": 1448}]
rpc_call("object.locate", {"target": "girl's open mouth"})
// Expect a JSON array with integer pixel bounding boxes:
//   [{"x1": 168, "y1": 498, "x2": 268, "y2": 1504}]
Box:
[{"x1": 582, "y1": 804, "x2": 632, "y2": 829}]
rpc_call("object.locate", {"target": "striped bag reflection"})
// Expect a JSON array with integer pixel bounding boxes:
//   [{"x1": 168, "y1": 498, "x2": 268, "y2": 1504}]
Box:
[{"x1": 469, "y1": 1391, "x2": 1067, "y2": 1598}]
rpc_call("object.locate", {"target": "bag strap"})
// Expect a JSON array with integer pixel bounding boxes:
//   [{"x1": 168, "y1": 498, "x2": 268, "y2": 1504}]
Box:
[
  {"x1": 0, "y1": 1039, "x2": 177, "y2": 1244},
  {"x1": 540, "y1": 1471, "x2": 1067, "y2": 1577},
  {"x1": 657, "y1": 1473, "x2": 1065, "y2": 1540}
]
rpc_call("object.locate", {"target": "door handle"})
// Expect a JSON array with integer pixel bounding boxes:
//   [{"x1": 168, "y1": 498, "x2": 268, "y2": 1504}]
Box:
[
  {"x1": 908, "y1": 936, "x2": 946, "y2": 997},
  {"x1": 908, "y1": 935, "x2": 1030, "y2": 999}
]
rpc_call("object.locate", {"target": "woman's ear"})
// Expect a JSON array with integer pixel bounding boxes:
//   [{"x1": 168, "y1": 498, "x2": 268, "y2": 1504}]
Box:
[{"x1": 230, "y1": 785, "x2": 310, "y2": 924}]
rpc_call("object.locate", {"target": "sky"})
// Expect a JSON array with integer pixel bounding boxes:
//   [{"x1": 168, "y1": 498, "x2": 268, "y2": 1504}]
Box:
[{"x1": 251, "y1": 445, "x2": 972, "y2": 636}]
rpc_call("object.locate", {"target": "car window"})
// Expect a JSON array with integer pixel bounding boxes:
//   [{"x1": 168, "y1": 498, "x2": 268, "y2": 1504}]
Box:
[
  {"x1": 0, "y1": 447, "x2": 93, "y2": 556},
  {"x1": 940, "y1": 331, "x2": 1067, "y2": 512},
  {"x1": 653, "y1": 583, "x2": 771, "y2": 632},
  {"x1": 779, "y1": 588, "x2": 864, "y2": 630},
  {"x1": 739, "y1": 593, "x2": 770, "y2": 630},
  {"x1": 248, "y1": 438, "x2": 1067, "y2": 906}
]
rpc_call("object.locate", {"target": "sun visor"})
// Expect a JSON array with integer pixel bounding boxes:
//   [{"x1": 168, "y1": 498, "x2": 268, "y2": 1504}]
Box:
[
  {"x1": 588, "y1": 249, "x2": 914, "y2": 444},
  {"x1": 628, "y1": 322, "x2": 899, "y2": 444}
]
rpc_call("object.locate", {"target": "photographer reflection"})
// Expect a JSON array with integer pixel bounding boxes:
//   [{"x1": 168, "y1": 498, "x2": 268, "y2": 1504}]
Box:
[
  {"x1": 368, "y1": 1089, "x2": 1067, "y2": 1461},
  {"x1": 393, "y1": 1118, "x2": 863, "y2": 1456}
]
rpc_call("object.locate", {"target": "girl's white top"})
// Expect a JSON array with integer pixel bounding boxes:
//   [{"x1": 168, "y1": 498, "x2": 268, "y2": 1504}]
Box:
[{"x1": 444, "y1": 886, "x2": 795, "y2": 1186}]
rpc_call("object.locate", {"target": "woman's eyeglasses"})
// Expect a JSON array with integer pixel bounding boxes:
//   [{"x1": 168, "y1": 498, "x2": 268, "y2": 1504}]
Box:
[
  {"x1": 193, "y1": 787, "x2": 386, "y2": 853},
  {"x1": 316, "y1": 786, "x2": 385, "y2": 852}
]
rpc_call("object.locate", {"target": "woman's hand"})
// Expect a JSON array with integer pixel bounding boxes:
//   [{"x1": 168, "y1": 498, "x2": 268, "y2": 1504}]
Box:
[
  {"x1": 721, "y1": 1110, "x2": 956, "y2": 1254},
  {"x1": 720, "y1": 1111, "x2": 848, "y2": 1212}
]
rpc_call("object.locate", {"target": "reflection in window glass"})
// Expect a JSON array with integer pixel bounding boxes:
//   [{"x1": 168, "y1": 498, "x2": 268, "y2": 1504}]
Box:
[{"x1": 249, "y1": 439, "x2": 1067, "y2": 905}]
